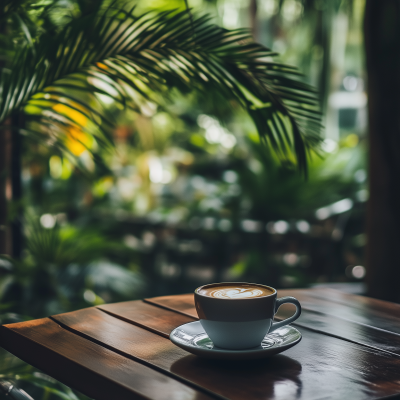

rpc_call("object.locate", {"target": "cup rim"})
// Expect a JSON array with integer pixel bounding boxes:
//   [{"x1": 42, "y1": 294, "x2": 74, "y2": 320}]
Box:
[{"x1": 195, "y1": 282, "x2": 277, "y2": 300}]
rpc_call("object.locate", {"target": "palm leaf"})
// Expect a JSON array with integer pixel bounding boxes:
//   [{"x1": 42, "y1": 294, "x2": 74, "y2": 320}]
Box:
[{"x1": 0, "y1": 6, "x2": 322, "y2": 173}]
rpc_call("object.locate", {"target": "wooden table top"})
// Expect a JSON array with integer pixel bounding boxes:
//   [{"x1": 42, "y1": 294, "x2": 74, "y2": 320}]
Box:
[{"x1": 2, "y1": 288, "x2": 400, "y2": 400}]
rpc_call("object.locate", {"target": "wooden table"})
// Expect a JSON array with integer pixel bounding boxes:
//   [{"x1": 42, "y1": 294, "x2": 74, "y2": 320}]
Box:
[{"x1": 2, "y1": 288, "x2": 400, "y2": 400}]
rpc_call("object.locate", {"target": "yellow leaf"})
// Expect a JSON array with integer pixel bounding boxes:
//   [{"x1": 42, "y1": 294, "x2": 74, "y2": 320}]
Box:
[
  {"x1": 53, "y1": 103, "x2": 88, "y2": 127},
  {"x1": 66, "y1": 127, "x2": 92, "y2": 156},
  {"x1": 96, "y1": 62, "x2": 108, "y2": 70}
]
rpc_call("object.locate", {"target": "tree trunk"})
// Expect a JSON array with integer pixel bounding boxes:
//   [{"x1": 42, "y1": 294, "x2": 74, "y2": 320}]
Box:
[
  {"x1": 316, "y1": 4, "x2": 333, "y2": 115},
  {"x1": 365, "y1": 0, "x2": 400, "y2": 302},
  {"x1": 249, "y1": 0, "x2": 258, "y2": 41},
  {"x1": 0, "y1": 120, "x2": 12, "y2": 255},
  {"x1": 0, "y1": 11, "x2": 12, "y2": 256},
  {"x1": 11, "y1": 113, "x2": 23, "y2": 258}
]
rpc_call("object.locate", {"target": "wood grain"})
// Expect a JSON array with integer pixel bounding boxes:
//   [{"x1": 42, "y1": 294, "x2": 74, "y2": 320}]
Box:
[
  {"x1": 99, "y1": 300, "x2": 196, "y2": 338},
  {"x1": 279, "y1": 288, "x2": 400, "y2": 333},
  {"x1": 4, "y1": 289, "x2": 400, "y2": 400},
  {"x1": 0, "y1": 318, "x2": 213, "y2": 400},
  {"x1": 277, "y1": 306, "x2": 400, "y2": 357},
  {"x1": 145, "y1": 294, "x2": 197, "y2": 318},
  {"x1": 51, "y1": 304, "x2": 400, "y2": 400},
  {"x1": 146, "y1": 290, "x2": 400, "y2": 357},
  {"x1": 146, "y1": 289, "x2": 400, "y2": 333}
]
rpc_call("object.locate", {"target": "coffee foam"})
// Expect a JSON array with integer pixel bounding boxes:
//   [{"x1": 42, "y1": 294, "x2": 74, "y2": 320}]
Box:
[
  {"x1": 198, "y1": 284, "x2": 273, "y2": 299},
  {"x1": 212, "y1": 288, "x2": 265, "y2": 299}
]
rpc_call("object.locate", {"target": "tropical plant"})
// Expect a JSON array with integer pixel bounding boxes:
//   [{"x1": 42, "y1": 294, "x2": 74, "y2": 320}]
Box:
[
  {"x1": 1, "y1": 2, "x2": 322, "y2": 173},
  {"x1": 0, "y1": 215, "x2": 144, "y2": 318},
  {"x1": 0, "y1": 345, "x2": 91, "y2": 400},
  {"x1": 0, "y1": 216, "x2": 142, "y2": 399},
  {"x1": 0, "y1": 1, "x2": 324, "y2": 398}
]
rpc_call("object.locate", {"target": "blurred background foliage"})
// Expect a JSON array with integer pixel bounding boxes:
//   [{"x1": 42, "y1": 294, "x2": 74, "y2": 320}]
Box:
[{"x1": 0, "y1": 0, "x2": 366, "y2": 398}]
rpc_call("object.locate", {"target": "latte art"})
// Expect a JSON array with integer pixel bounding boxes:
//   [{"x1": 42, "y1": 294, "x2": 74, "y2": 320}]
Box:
[
  {"x1": 197, "y1": 283, "x2": 274, "y2": 299},
  {"x1": 211, "y1": 288, "x2": 265, "y2": 299}
]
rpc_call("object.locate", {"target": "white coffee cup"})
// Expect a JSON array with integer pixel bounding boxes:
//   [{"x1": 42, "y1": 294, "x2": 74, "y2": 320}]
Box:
[{"x1": 194, "y1": 282, "x2": 301, "y2": 349}]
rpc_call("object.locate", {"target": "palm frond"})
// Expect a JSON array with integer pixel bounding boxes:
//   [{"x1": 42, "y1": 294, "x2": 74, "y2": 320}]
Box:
[{"x1": 0, "y1": 7, "x2": 322, "y2": 173}]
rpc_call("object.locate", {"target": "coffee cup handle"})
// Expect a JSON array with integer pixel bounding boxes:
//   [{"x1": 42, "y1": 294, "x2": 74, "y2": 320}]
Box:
[{"x1": 269, "y1": 296, "x2": 301, "y2": 333}]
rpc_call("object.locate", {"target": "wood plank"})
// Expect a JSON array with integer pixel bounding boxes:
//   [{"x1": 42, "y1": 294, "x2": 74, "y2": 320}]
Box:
[
  {"x1": 278, "y1": 306, "x2": 400, "y2": 357},
  {"x1": 145, "y1": 294, "x2": 197, "y2": 318},
  {"x1": 0, "y1": 318, "x2": 214, "y2": 400},
  {"x1": 145, "y1": 289, "x2": 400, "y2": 333},
  {"x1": 299, "y1": 286, "x2": 400, "y2": 317},
  {"x1": 146, "y1": 290, "x2": 400, "y2": 355},
  {"x1": 278, "y1": 288, "x2": 400, "y2": 334},
  {"x1": 52, "y1": 306, "x2": 400, "y2": 400},
  {"x1": 99, "y1": 300, "x2": 196, "y2": 338}
]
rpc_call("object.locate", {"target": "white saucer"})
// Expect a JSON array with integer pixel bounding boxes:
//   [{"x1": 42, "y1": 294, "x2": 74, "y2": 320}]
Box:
[{"x1": 170, "y1": 321, "x2": 301, "y2": 360}]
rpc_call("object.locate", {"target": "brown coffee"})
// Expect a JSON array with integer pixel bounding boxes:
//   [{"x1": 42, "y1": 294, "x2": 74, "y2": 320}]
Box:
[{"x1": 197, "y1": 283, "x2": 274, "y2": 299}]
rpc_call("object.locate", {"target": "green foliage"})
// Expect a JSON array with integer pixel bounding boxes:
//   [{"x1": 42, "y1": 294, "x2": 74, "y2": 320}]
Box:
[
  {"x1": 235, "y1": 136, "x2": 365, "y2": 220},
  {"x1": 0, "y1": 214, "x2": 143, "y2": 400},
  {"x1": 0, "y1": 217, "x2": 143, "y2": 318},
  {"x1": 0, "y1": 346, "x2": 90, "y2": 399},
  {"x1": 1, "y1": 2, "x2": 322, "y2": 173},
  {"x1": 0, "y1": 326, "x2": 90, "y2": 400},
  {"x1": 0, "y1": 2, "x2": 327, "y2": 398}
]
